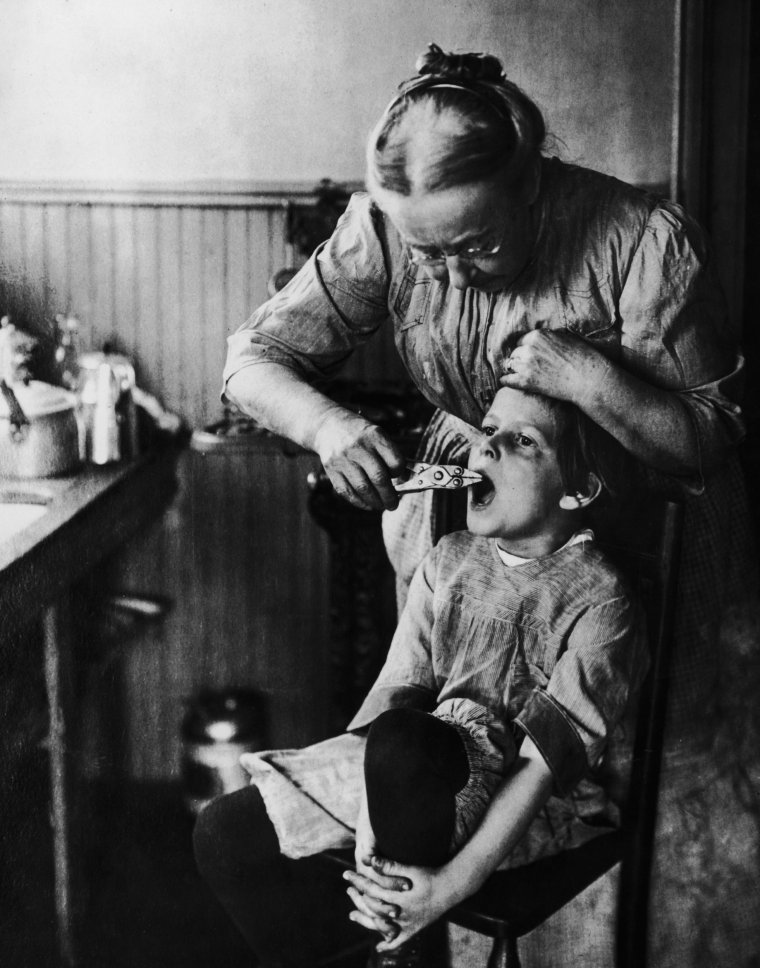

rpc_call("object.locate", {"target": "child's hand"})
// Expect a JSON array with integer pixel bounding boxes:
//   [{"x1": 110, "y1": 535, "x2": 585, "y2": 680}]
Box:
[
  {"x1": 348, "y1": 793, "x2": 406, "y2": 944},
  {"x1": 346, "y1": 855, "x2": 460, "y2": 952},
  {"x1": 343, "y1": 854, "x2": 459, "y2": 951}
]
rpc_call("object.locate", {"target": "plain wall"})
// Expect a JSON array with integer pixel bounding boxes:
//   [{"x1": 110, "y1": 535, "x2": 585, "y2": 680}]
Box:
[{"x1": 0, "y1": 0, "x2": 675, "y2": 187}]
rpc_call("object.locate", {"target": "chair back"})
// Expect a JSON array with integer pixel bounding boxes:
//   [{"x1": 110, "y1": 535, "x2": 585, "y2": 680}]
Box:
[
  {"x1": 434, "y1": 488, "x2": 684, "y2": 967},
  {"x1": 588, "y1": 494, "x2": 684, "y2": 966}
]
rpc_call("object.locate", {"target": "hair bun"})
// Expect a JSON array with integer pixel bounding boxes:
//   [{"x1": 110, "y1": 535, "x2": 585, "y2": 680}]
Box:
[{"x1": 415, "y1": 43, "x2": 506, "y2": 86}]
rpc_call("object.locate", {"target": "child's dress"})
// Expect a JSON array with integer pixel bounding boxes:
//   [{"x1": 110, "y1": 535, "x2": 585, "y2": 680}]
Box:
[{"x1": 242, "y1": 531, "x2": 646, "y2": 864}]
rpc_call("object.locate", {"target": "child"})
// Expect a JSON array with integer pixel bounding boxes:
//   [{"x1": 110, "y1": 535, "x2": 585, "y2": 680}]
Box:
[{"x1": 195, "y1": 386, "x2": 647, "y2": 965}]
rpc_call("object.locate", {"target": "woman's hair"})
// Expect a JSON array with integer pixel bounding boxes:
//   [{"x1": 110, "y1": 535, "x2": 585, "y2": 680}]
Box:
[
  {"x1": 549, "y1": 398, "x2": 627, "y2": 501},
  {"x1": 367, "y1": 43, "x2": 546, "y2": 197}
]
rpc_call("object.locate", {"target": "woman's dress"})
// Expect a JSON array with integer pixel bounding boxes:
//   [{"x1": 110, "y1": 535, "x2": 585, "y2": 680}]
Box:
[{"x1": 224, "y1": 158, "x2": 760, "y2": 967}]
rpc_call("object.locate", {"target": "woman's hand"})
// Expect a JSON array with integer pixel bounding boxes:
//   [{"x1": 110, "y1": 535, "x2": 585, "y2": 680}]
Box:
[
  {"x1": 344, "y1": 855, "x2": 458, "y2": 952},
  {"x1": 500, "y1": 329, "x2": 610, "y2": 406},
  {"x1": 313, "y1": 409, "x2": 406, "y2": 511},
  {"x1": 226, "y1": 364, "x2": 408, "y2": 509},
  {"x1": 500, "y1": 328, "x2": 701, "y2": 473}
]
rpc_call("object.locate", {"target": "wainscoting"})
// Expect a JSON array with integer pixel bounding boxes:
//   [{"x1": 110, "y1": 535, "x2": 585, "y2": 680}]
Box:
[{"x1": 0, "y1": 182, "x2": 405, "y2": 778}]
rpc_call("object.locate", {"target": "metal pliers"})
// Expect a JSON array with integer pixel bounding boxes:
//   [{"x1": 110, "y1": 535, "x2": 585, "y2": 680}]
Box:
[{"x1": 393, "y1": 462, "x2": 483, "y2": 493}]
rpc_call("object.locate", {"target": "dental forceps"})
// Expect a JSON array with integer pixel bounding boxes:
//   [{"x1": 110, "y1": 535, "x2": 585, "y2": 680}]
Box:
[{"x1": 393, "y1": 462, "x2": 483, "y2": 493}]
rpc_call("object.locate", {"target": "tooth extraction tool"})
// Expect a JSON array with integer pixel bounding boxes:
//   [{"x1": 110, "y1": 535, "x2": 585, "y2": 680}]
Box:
[{"x1": 394, "y1": 462, "x2": 483, "y2": 493}]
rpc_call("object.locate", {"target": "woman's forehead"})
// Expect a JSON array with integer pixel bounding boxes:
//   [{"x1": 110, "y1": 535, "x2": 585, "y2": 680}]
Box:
[{"x1": 376, "y1": 181, "x2": 505, "y2": 244}]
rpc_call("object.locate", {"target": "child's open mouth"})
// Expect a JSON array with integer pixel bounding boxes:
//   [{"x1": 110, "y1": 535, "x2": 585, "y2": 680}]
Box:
[{"x1": 469, "y1": 472, "x2": 495, "y2": 508}]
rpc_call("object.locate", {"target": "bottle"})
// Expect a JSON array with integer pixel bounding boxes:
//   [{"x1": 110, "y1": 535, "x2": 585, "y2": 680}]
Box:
[
  {"x1": 55, "y1": 313, "x2": 81, "y2": 391},
  {"x1": 86, "y1": 362, "x2": 120, "y2": 464}
]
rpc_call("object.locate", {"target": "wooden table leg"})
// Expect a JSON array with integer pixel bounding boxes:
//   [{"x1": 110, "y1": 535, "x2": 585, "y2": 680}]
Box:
[{"x1": 43, "y1": 597, "x2": 80, "y2": 968}]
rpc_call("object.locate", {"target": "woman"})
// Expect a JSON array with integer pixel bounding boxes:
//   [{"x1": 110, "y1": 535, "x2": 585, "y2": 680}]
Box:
[{"x1": 210, "y1": 45, "x2": 759, "y2": 967}]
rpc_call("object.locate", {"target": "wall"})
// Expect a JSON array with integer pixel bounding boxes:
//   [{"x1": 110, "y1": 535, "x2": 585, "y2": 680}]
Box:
[
  {"x1": 0, "y1": 0, "x2": 675, "y2": 188},
  {"x1": 0, "y1": 190, "x2": 400, "y2": 777},
  {"x1": 0, "y1": 1, "x2": 680, "y2": 778},
  {"x1": 0, "y1": 191, "x2": 403, "y2": 429}
]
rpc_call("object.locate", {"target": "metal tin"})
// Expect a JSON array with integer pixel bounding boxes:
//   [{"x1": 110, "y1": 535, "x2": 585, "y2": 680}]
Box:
[
  {"x1": 78, "y1": 352, "x2": 139, "y2": 464},
  {"x1": 180, "y1": 689, "x2": 265, "y2": 815},
  {"x1": 0, "y1": 380, "x2": 81, "y2": 478}
]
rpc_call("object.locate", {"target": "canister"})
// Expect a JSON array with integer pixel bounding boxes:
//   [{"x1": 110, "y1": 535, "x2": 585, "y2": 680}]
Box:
[
  {"x1": 0, "y1": 380, "x2": 81, "y2": 478},
  {"x1": 78, "y1": 351, "x2": 139, "y2": 464},
  {"x1": 180, "y1": 689, "x2": 265, "y2": 815}
]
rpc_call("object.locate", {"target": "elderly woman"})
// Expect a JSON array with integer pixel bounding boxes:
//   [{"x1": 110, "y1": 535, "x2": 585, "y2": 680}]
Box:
[{"x1": 202, "y1": 45, "x2": 759, "y2": 968}]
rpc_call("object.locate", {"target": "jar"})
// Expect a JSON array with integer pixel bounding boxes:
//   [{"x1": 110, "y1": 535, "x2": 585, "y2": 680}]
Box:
[
  {"x1": 180, "y1": 689, "x2": 265, "y2": 815},
  {"x1": 77, "y1": 351, "x2": 139, "y2": 464}
]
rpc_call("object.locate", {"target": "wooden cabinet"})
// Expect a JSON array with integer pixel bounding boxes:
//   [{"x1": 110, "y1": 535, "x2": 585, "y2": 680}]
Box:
[
  {"x1": 109, "y1": 440, "x2": 334, "y2": 779},
  {"x1": 0, "y1": 447, "x2": 180, "y2": 966}
]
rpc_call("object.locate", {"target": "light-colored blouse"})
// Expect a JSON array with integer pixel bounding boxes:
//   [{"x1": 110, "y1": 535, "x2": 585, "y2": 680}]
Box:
[
  {"x1": 223, "y1": 158, "x2": 756, "y2": 747},
  {"x1": 224, "y1": 157, "x2": 744, "y2": 480},
  {"x1": 349, "y1": 531, "x2": 647, "y2": 798}
]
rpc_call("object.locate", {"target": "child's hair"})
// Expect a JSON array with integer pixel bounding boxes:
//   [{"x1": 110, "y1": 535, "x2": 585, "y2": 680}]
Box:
[{"x1": 548, "y1": 398, "x2": 626, "y2": 501}]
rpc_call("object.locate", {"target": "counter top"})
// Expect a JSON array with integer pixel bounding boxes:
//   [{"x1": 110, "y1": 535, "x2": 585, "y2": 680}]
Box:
[{"x1": 0, "y1": 445, "x2": 179, "y2": 635}]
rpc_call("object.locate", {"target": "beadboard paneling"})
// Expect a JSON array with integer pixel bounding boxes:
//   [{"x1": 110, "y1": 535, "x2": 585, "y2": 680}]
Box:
[
  {"x1": 0, "y1": 189, "x2": 405, "y2": 431},
  {"x1": 0, "y1": 184, "x2": 403, "y2": 779},
  {"x1": 0, "y1": 201, "x2": 285, "y2": 427}
]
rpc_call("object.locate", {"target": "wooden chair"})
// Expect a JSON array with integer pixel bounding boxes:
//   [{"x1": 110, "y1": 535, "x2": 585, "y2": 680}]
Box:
[
  {"x1": 327, "y1": 490, "x2": 683, "y2": 968},
  {"x1": 443, "y1": 491, "x2": 684, "y2": 968}
]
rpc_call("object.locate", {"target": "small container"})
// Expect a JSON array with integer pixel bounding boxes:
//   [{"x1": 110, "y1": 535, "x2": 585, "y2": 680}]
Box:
[
  {"x1": 180, "y1": 689, "x2": 265, "y2": 815},
  {"x1": 90, "y1": 363, "x2": 121, "y2": 463},
  {"x1": 54, "y1": 313, "x2": 82, "y2": 391},
  {"x1": 78, "y1": 351, "x2": 139, "y2": 464},
  {"x1": 0, "y1": 380, "x2": 81, "y2": 478}
]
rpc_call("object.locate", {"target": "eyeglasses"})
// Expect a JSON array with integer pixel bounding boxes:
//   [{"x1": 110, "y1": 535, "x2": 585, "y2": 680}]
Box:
[{"x1": 405, "y1": 224, "x2": 508, "y2": 267}]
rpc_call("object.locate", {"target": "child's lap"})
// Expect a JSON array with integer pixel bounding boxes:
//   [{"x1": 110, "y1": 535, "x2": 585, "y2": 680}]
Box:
[{"x1": 241, "y1": 731, "x2": 619, "y2": 867}]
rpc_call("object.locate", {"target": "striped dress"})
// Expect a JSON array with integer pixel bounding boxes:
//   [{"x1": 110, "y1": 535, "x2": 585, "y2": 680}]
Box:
[{"x1": 224, "y1": 159, "x2": 760, "y2": 967}]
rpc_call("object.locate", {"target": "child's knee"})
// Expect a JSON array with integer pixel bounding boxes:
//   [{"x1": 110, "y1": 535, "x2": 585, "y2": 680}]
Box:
[
  {"x1": 366, "y1": 707, "x2": 468, "y2": 790},
  {"x1": 366, "y1": 707, "x2": 432, "y2": 778}
]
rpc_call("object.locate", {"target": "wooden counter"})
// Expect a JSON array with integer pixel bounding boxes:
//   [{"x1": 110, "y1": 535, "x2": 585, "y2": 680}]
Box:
[
  {"x1": 0, "y1": 446, "x2": 179, "y2": 636},
  {"x1": 0, "y1": 445, "x2": 180, "y2": 967}
]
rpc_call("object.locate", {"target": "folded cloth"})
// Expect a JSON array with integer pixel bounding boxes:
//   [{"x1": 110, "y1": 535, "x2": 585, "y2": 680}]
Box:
[{"x1": 241, "y1": 733, "x2": 365, "y2": 859}]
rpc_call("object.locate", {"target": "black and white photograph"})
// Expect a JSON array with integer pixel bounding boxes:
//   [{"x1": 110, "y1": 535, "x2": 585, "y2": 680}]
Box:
[{"x1": 0, "y1": 2, "x2": 758, "y2": 966}]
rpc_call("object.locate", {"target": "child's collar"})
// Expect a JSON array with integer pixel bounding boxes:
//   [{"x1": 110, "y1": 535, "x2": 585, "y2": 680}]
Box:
[{"x1": 495, "y1": 529, "x2": 594, "y2": 567}]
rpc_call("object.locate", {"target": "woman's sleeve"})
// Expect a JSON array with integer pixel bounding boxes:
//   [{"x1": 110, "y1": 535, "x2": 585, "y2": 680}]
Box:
[
  {"x1": 514, "y1": 594, "x2": 647, "y2": 797},
  {"x1": 347, "y1": 547, "x2": 439, "y2": 732},
  {"x1": 617, "y1": 202, "x2": 745, "y2": 481},
  {"x1": 222, "y1": 192, "x2": 392, "y2": 395}
]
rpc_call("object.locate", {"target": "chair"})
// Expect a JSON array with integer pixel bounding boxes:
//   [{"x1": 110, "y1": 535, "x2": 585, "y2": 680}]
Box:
[
  {"x1": 327, "y1": 489, "x2": 683, "y2": 968},
  {"x1": 443, "y1": 490, "x2": 684, "y2": 968}
]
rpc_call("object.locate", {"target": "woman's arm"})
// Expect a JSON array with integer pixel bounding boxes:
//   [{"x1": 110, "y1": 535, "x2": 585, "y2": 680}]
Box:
[
  {"x1": 226, "y1": 363, "x2": 404, "y2": 509},
  {"x1": 503, "y1": 203, "x2": 745, "y2": 479},
  {"x1": 343, "y1": 737, "x2": 553, "y2": 950},
  {"x1": 222, "y1": 193, "x2": 406, "y2": 509},
  {"x1": 501, "y1": 330, "x2": 700, "y2": 474}
]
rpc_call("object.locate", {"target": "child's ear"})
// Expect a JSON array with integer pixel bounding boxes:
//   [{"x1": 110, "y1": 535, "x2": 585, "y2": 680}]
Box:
[{"x1": 558, "y1": 473, "x2": 602, "y2": 511}]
